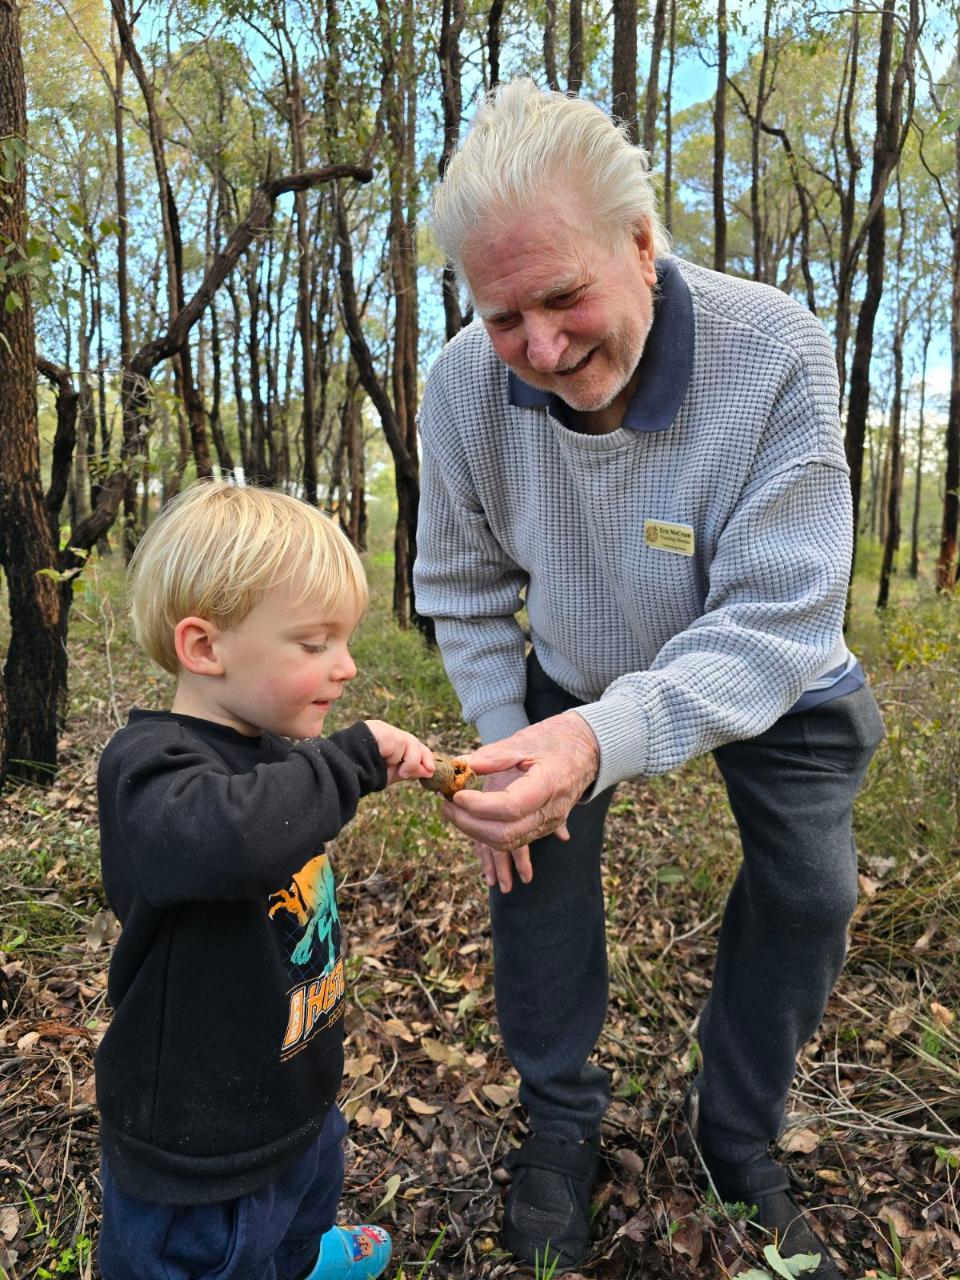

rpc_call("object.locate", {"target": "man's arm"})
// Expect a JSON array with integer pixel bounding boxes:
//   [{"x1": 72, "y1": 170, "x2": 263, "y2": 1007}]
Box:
[{"x1": 414, "y1": 360, "x2": 544, "y2": 889}]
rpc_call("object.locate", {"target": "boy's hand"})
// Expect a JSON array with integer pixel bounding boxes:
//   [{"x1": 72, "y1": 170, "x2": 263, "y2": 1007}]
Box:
[{"x1": 365, "y1": 720, "x2": 434, "y2": 785}]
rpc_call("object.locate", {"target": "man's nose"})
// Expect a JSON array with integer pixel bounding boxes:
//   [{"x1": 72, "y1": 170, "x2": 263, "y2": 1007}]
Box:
[{"x1": 524, "y1": 315, "x2": 568, "y2": 372}]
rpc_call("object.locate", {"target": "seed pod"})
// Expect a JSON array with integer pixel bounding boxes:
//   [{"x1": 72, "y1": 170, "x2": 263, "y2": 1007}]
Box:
[{"x1": 420, "y1": 753, "x2": 475, "y2": 800}]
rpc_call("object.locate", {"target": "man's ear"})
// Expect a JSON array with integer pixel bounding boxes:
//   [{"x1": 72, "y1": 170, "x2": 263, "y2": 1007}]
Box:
[
  {"x1": 174, "y1": 617, "x2": 225, "y2": 676},
  {"x1": 633, "y1": 219, "x2": 658, "y2": 286}
]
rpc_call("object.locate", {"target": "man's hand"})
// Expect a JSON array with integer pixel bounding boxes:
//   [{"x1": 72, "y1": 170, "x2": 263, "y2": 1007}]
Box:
[
  {"x1": 442, "y1": 713, "x2": 600, "y2": 888},
  {"x1": 472, "y1": 765, "x2": 536, "y2": 894}
]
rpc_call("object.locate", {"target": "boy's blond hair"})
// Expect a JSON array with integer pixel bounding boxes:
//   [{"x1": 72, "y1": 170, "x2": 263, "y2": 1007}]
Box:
[{"x1": 129, "y1": 482, "x2": 369, "y2": 674}]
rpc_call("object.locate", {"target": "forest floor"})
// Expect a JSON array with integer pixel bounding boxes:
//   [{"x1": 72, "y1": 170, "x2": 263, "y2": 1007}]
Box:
[{"x1": 1, "y1": 546, "x2": 959, "y2": 1280}]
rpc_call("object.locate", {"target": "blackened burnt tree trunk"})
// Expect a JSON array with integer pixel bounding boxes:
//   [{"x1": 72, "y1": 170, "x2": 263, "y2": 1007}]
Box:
[
  {"x1": 844, "y1": 0, "x2": 918, "y2": 570},
  {"x1": 0, "y1": 0, "x2": 63, "y2": 787}
]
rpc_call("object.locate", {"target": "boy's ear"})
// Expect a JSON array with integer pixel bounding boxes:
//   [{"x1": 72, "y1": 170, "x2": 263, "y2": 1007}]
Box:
[{"x1": 174, "y1": 617, "x2": 225, "y2": 676}]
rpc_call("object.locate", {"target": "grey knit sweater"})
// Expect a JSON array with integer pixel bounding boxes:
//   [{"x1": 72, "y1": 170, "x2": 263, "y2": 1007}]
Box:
[{"x1": 413, "y1": 257, "x2": 853, "y2": 795}]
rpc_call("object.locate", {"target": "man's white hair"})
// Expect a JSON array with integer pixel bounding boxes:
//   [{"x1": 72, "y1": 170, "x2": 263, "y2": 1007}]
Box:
[{"x1": 433, "y1": 77, "x2": 670, "y2": 287}]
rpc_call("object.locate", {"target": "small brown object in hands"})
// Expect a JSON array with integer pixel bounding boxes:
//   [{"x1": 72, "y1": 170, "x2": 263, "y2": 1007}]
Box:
[{"x1": 420, "y1": 753, "x2": 475, "y2": 800}]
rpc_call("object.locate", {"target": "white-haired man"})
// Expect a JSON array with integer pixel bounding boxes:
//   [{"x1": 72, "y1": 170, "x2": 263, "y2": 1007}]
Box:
[{"x1": 414, "y1": 79, "x2": 884, "y2": 1277}]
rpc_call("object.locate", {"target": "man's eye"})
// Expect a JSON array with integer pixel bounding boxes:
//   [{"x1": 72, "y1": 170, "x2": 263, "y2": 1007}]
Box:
[
  {"x1": 549, "y1": 289, "x2": 583, "y2": 308},
  {"x1": 489, "y1": 314, "x2": 519, "y2": 330}
]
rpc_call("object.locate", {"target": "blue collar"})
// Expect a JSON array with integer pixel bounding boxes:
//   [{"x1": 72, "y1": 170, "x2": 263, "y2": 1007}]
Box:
[{"x1": 506, "y1": 256, "x2": 694, "y2": 433}]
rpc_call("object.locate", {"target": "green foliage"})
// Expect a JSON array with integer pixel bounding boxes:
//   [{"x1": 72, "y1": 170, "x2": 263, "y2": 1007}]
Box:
[{"x1": 18, "y1": 1184, "x2": 91, "y2": 1279}]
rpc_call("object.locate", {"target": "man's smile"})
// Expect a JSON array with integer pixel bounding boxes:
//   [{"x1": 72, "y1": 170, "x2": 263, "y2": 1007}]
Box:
[{"x1": 557, "y1": 349, "x2": 596, "y2": 376}]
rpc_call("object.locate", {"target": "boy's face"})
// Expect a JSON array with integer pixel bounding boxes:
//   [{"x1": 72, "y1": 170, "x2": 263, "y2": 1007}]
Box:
[{"x1": 206, "y1": 576, "x2": 362, "y2": 739}]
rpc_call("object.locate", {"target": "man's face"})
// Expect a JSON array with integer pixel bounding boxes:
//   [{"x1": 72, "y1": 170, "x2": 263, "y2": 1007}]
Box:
[{"x1": 463, "y1": 192, "x2": 658, "y2": 419}]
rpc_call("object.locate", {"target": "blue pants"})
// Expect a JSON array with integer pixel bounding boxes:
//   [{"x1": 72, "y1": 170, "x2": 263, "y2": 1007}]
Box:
[
  {"x1": 490, "y1": 651, "x2": 884, "y2": 1159},
  {"x1": 99, "y1": 1107, "x2": 347, "y2": 1280}
]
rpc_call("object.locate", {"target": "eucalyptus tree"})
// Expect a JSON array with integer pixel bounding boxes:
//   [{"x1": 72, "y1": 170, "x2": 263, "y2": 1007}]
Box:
[
  {"x1": 0, "y1": 0, "x2": 63, "y2": 787},
  {"x1": 915, "y1": 33, "x2": 960, "y2": 591}
]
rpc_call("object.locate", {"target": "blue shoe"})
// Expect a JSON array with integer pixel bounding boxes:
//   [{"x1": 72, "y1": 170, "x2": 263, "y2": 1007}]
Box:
[{"x1": 304, "y1": 1224, "x2": 392, "y2": 1280}]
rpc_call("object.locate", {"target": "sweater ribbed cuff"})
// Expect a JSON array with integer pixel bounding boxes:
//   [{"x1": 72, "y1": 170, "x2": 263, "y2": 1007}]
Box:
[
  {"x1": 474, "y1": 703, "x2": 530, "y2": 745},
  {"x1": 574, "y1": 695, "x2": 647, "y2": 798}
]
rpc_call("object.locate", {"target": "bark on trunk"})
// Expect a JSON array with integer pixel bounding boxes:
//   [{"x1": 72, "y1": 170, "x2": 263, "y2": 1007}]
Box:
[
  {"x1": 568, "y1": 0, "x2": 583, "y2": 94},
  {"x1": 910, "y1": 318, "x2": 931, "y2": 579},
  {"x1": 438, "y1": 0, "x2": 466, "y2": 341},
  {"x1": 612, "y1": 0, "x2": 639, "y2": 144},
  {"x1": 0, "y1": 0, "x2": 64, "y2": 786},
  {"x1": 844, "y1": 0, "x2": 918, "y2": 571},
  {"x1": 641, "y1": 0, "x2": 666, "y2": 157},
  {"x1": 713, "y1": 0, "x2": 727, "y2": 272}
]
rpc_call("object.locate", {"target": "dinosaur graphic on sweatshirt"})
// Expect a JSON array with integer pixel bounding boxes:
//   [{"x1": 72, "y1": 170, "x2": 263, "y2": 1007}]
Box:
[{"x1": 268, "y1": 852, "x2": 340, "y2": 969}]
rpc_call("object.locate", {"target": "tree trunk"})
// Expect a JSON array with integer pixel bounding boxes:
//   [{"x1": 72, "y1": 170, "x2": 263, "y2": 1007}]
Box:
[
  {"x1": 936, "y1": 124, "x2": 960, "y2": 592},
  {"x1": 910, "y1": 317, "x2": 931, "y2": 579},
  {"x1": 834, "y1": 10, "x2": 862, "y2": 398},
  {"x1": 612, "y1": 0, "x2": 638, "y2": 145},
  {"x1": 877, "y1": 238, "x2": 906, "y2": 607},
  {"x1": 0, "y1": 0, "x2": 63, "y2": 787},
  {"x1": 568, "y1": 0, "x2": 583, "y2": 93},
  {"x1": 345, "y1": 368, "x2": 367, "y2": 551},
  {"x1": 438, "y1": 0, "x2": 466, "y2": 341},
  {"x1": 641, "y1": 0, "x2": 666, "y2": 157},
  {"x1": 487, "y1": 0, "x2": 503, "y2": 88},
  {"x1": 662, "y1": 0, "x2": 676, "y2": 234},
  {"x1": 712, "y1": 0, "x2": 727, "y2": 272},
  {"x1": 543, "y1": 0, "x2": 559, "y2": 90},
  {"x1": 844, "y1": 0, "x2": 918, "y2": 573},
  {"x1": 750, "y1": 0, "x2": 774, "y2": 283},
  {"x1": 111, "y1": 0, "x2": 212, "y2": 481}
]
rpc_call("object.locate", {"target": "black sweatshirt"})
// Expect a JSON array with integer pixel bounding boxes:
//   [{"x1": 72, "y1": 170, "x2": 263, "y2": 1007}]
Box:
[{"x1": 95, "y1": 710, "x2": 387, "y2": 1205}]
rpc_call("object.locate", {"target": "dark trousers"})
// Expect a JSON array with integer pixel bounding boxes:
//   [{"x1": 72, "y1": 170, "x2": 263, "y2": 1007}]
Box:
[
  {"x1": 98, "y1": 1106, "x2": 346, "y2": 1280},
  {"x1": 489, "y1": 652, "x2": 885, "y2": 1160}
]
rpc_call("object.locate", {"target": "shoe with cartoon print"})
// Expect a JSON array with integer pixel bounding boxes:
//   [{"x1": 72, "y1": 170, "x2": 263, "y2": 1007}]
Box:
[{"x1": 303, "y1": 1223, "x2": 392, "y2": 1280}]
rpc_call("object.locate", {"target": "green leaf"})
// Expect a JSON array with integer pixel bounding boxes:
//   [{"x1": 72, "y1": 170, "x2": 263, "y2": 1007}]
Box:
[
  {"x1": 656, "y1": 866, "x2": 685, "y2": 884},
  {"x1": 371, "y1": 1172, "x2": 401, "y2": 1214},
  {"x1": 4, "y1": 288, "x2": 23, "y2": 312},
  {"x1": 761, "y1": 1244, "x2": 795, "y2": 1279},
  {"x1": 782, "y1": 1254, "x2": 824, "y2": 1276}
]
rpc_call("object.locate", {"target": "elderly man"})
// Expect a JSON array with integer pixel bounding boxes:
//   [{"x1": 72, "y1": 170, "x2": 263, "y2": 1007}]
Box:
[{"x1": 414, "y1": 79, "x2": 884, "y2": 1277}]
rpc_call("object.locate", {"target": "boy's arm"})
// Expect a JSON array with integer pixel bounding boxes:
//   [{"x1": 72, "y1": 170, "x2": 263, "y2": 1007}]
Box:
[{"x1": 100, "y1": 721, "x2": 385, "y2": 907}]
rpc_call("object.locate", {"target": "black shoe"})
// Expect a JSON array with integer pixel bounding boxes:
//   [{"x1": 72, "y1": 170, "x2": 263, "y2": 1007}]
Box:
[
  {"x1": 501, "y1": 1133, "x2": 600, "y2": 1273},
  {"x1": 703, "y1": 1150, "x2": 843, "y2": 1280}
]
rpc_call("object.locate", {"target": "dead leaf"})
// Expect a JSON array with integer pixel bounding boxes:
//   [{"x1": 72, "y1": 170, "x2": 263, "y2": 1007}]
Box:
[
  {"x1": 886, "y1": 1008, "x2": 913, "y2": 1037},
  {"x1": 382, "y1": 1017, "x2": 415, "y2": 1042},
  {"x1": 780, "y1": 1127, "x2": 820, "y2": 1154},
  {"x1": 880, "y1": 1203, "x2": 916, "y2": 1238},
  {"x1": 816, "y1": 1169, "x2": 845, "y2": 1185},
  {"x1": 344, "y1": 1053, "x2": 378, "y2": 1078},
  {"x1": 407, "y1": 1097, "x2": 442, "y2": 1115},
  {"x1": 481, "y1": 1083, "x2": 514, "y2": 1108},
  {"x1": 354, "y1": 1105, "x2": 392, "y2": 1129},
  {"x1": 670, "y1": 1218, "x2": 703, "y2": 1266},
  {"x1": 614, "y1": 1147, "x2": 645, "y2": 1177},
  {"x1": 914, "y1": 923, "x2": 937, "y2": 951},
  {"x1": 0, "y1": 1206, "x2": 19, "y2": 1242},
  {"x1": 616, "y1": 1208, "x2": 654, "y2": 1243},
  {"x1": 85, "y1": 910, "x2": 119, "y2": 950},
  {"x1": 930, "y1": 1002, "x2": 955, "y2": 1028}
]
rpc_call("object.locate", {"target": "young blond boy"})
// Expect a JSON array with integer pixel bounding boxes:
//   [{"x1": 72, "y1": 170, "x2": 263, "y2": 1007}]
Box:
[{"x1": 95, "y1": 482, "x2": 433, "y2": 1280}]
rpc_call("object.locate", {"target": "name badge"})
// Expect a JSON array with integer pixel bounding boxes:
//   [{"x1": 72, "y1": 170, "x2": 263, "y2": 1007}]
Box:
[{"x1": 644, "y1": 519, "x2": 695, "y2": 556}]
